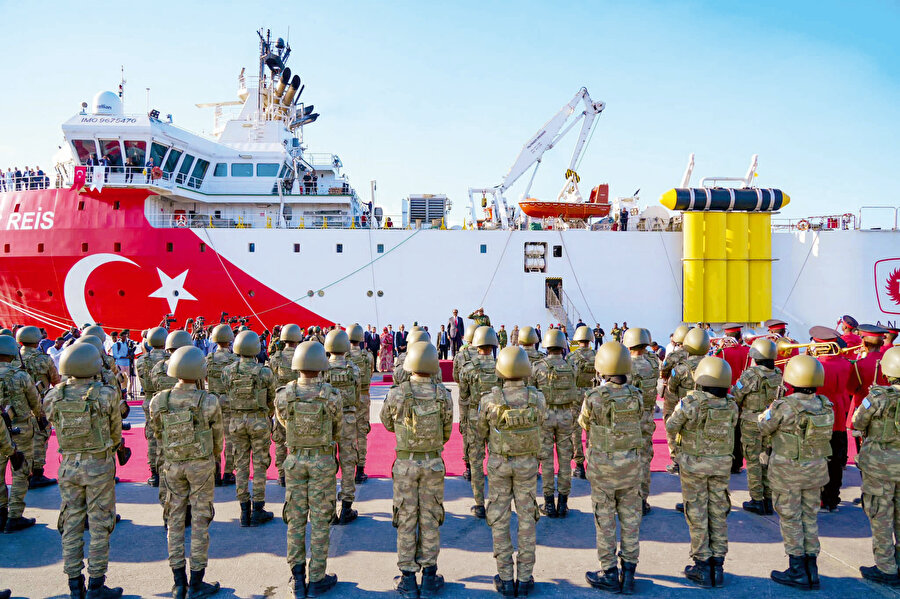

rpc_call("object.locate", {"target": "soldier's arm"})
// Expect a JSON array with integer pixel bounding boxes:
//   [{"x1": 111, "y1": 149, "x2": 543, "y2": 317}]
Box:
[
  {"x1": 106, "y1": 388, "x2": 122, "y2": 447},
  {"x1": 577, "y1": 392, "x2": 592, "y2": 431},
  {"x1": 665, "y1": 398, "x2": 688, "y2": 434},
  {"x1": 379, "y1": 389, "x2": 398, "y2": 432},
  {"x1": 731, "y1": 371, "x2": 751, "y2": 407},
  {"x1": 475, "y1": 394, "x2": 491, "y2": 441},
  {"x1": 535, "y1": 390, "x2": 548, "y2": 427},
  {"x1": 0, "y1": 420, "x2": 14, "y2": 457},
  {"x1": 441, "y1": 386, "x2": 454, "y2": 443},
  {"x1": 274, "y1": 389, "x2": 288, "y2": 428},
  {"x1": 264, "y1": 369, "x2": 277, "y2": 417},
  {"x1": 850, "y1": 389, "x2": 880, "y2": 435},
  {"x1": 22, "y1": 373, "x2": 41, "y2": 419},
  {"x1": 207, "y1": 394, "x2": 224, "y2": 456},
  {"x1": 757, "y1": 400, "x2": 785, "y2": 436},
  {"x1": 330, "y1": 389, "x2": 343, "y2": 439},
  {"x1": 458, "y1": 369, "x2": 471, "y2": 403}
]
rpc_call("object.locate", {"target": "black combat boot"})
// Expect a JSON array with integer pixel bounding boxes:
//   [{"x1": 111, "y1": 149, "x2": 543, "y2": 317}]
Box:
[
  {"x1": 463, "y1": 462, "x2": 472, "y2": 482},
  {"x1": 573, "y1": 463, "x2": 586, "y2": 479},
  {"x1": 420, "y1": 565, "x2": 444, "y2": 598},
  {"x1": 806, "y1": 554, "x2": 820, "y2": 590},
  {"x1": 620, "y1": 560, "x2": 637, "y2": 595},
  {"x1": 742, "y1": 499, "x2": 766, "y2": 515},
  {"x1": 764, "y1": 498, "x2": 774, "y2": 515},
  {"x1": 493, "y1": 575, "x2": 516, "y2": 597},
  {"x1": 516, "y1": 576, "x2": 534, "y2": 596},
  {"x1": 470, "y1": 505, "x2": 486, "y2": 519},
  {"x1": 85, "y1": 575, "x2": 123, "y2": 598},
  {"x1": 306, "y1": 573, "x2": 337, "y2": 597},
  {"x1": 222, "y1": 472, "x2": 236, "y2": 486},
  {"x1": 188, "y1": 568, "x2": 220, "y2": 598},
  {"x1": 860, "y1": 565, "x2": 900, "y2": 587},
  {"x1": 585, "y1": 566, "x2": 620, "y2": 592},
  {"x1": 709, "y1": 556, "x2": 724, "y2": 587},
  {"x1": 394, "y1": 571, "x2": 418, "y2": 598},
  {"x1": 684, "y1": 559, "x2": 713, "y2": 588},
  {"x1": 337, "y1": 500, "x2": 358, "y2": 525},
  {"x1": 68, "y1": 574, "x2": 86, "y2": 599},
  {"x1": 4, "y1": 515, "x2": 36, "y2": 533},
  {"x1": 0, "y1": 506, "x2": 7, "y2": 531},
  {"x1": 355, "y1": 465, "x2": 368, "y2": 484},
  {"x1": 251, "y1": 501, "x2": 274, "y2": 526},
  {"x1": 239, "y1": 501, "x2": 252, "y2": 527},
  {"x1": 0, "y1": 588, "x2": 10, "y2": 599},
  {"x1": 172, "y1": 566, "x2": 188, "y2": 599},
  {"x1": 148, "y1": 468, "x2": 160, "y2": 487},
  {"x1": 642, "y1": 499, "x2": 651, "y2": 515},
  {"x1": 675, "y1": 503, "x2": 684, "y2": 513},
  {"x1": 290, "y1": 563, "x2": 306, "y2": 599},
  {"x1": 29, "y1": 466, "x2": 57, "y2": 488},
  {"x1": 541, "y1": 494, "x2": 557, "y2": 518},
  {"x1": 279, "y1": 474, "x2": 286, "y2": 487},
  {"x1": 557, "y1": 494, "x2": 569, "y2": 518},
  {"x1": 771, "y1": 555, "x2": 810, "y2": 589},
  {"x1": 214, "y1": 470, "x2": 223, "y2": 487}
]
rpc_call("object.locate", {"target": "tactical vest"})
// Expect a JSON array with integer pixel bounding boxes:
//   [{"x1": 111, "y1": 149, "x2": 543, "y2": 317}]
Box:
[
  {"x1": 153, "y1": 358, "x2": 179, "y2": 394},
  {"x1": 771, "y1": 394, "x2": 834, "y2": 461},
  {"x1": 138, "y1": 350, "x2": 166, "y2": 389},
  {"x1": 588, "y1": 385, "x2": 643, "y2": 452},
  {"x1": 0, "y1": 366, "x2": 29, "y2": 421},
  {"x1": 157, "y1": 390, "x2": 213, "y2": 462},
  {"x1": 468, "y1": 357, "x2": 499, "y2": 401},
  {"x1": 228, "y1": 360, "x2": 268, "y2": 412},
  {"x1": 674, "y1": 355, "x2": 704, "y2": 399},
  {"x1": 53, "y1": 382, "x2": 112, "y2": 453},
  {"x1": 539, "y1": 358, "x2": 579, "y2": 405},
  {"x1": 350, "y1": 349, "x2": 373, "y2": 387},
  {"x1": 205, "y1": 350, "x2": 237, "y2": 394},
  {"x1": 488, "y1": 388, "x2": 541, "y2": 457},
  {"x1": 569, "y1": 349, "x2": 596, "y2": 388},
  {"x1": 864, "y1": 386, "x2": 900, "y2": 447},
  {"x1": 632, "y1": 354, "x2": 660, "y2": 412},
  {"x1": 270, "y1": 347, "x2": 297, "y2": 387},
  {"x1": 394, "y1": 382, "x2": 445, "y2": 453},
  {"x1": 678, "y1": 392, "x2": 736, "y2": 457},
  {"x1": 285, "y1": 381, "x2": 333, "y2": 449},
  {"x1": 21, "y1": 348, "x2": 51, "y2": 393},
  {"x1": 326, "y1": 362, "x2": 358, "y2": 412},
  {"x1": 740, "y1": 367, "x2": 781, "y2": 413}
]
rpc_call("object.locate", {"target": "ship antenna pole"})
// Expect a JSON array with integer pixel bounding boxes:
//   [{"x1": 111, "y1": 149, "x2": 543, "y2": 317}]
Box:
[{"x1": 119, "y1": 65, "x2": 126, "y2": 111}]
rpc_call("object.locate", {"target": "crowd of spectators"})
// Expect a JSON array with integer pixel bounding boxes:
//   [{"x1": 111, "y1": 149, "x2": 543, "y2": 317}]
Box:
[{"x1": 1, "y1": 166, "x2": 50, "y2": 191}]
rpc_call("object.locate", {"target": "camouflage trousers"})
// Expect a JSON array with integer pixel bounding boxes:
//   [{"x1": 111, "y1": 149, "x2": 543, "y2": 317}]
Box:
[
  {"x1": 57, "y1": 453, "x2": 117, "y2": 578},
  {"x1": 459, "y1": 403, "x2": 471, "y2": 465},
  {"x1": 861, "y1": 472, "x2": 900, "y2": 574},
  {"x1": 230, "y1": 412, "x2": 273, "y2": 503},
  {"x1": 588, "y1": 483, "x2": 642, "y2": 569},
  {"x1": 540, "y1": 405, "x2": 574, "y2": 496},
  {"x1": 391, "y1": 457, "x2": 445, "y2": 572},
  {"x1": 465, "y1": 407, "x2": 486, "y2": 507},
  {"x1": 222, "y1": 410, "x2": 235, "y2": 473},
  {"x1": 640, "y1": 417, "x2": 654, "y2": 500},
  {"x1": 164, "y1": 457, "x2": 215, "y2": 570},
  {"x1": 272, "y1": 419, "x2": 287, "y2": 478},
  {"x1": 338, "y1": 411, "x2": 358, "y2": 502},
  {"x1": 773, "y1": 486, "x2": 820, "y2": 556},
  {"x1": 1, "y1": 421, "x2": 33, "y2": 517},
  {"x1": 32, "y1": 423, "x2": 51, "y2": 468},
  {"x1": 680, "y1": 470, "x2": 730, "y2": 561},
  {"x1": 572, "y1": 401, "x2": 586, "y2": 466},
  {"x1": 663, "y1": 394, "x2": 678, "y2": 461},
  {"x1": 740, "y1": 420, "x2": 770, "y2": 501},
  {"x1": 283, "y1": 451, "x2": 337, "y2": 582},
  {"x1": 357, "y1": 391, "x2": 371, "y2": 468},
  {"x1": 486, "y1": 454, "x2": 540, "y2": 581},
  {"x1": 143, "y1": 399, "x2": 159, "y2": 471}
]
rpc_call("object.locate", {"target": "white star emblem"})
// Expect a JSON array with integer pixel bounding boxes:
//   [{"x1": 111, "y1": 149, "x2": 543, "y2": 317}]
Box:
[{"x1": 148, "y1": 268, "x2": 197, "y2": 313}]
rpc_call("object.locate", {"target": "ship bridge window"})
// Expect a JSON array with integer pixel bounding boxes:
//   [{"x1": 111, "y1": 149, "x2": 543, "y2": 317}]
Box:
[
  {"x1": 213, "y1": 163, "x2": 227, "y2": 177},
  {"x1": 256, "y1": 163, "x2": 279, "y2": 177},
  {"x1": 163, "y1": 149, "x2": 182, "y2": 174},
  {"x1": 188, "y1": 159, "x2": 209, "y2": 189},
  {"x1": 149, "y1": 142, "x2": 169, "y2": 169},
  {"x1": 72, "y1": 140, "x2": 98, "y2": 164},
  {"x1": 124, "y1": 141, "x2": 147, "y2": 168},
  {"x1": 99, "y1": 140, "x2": 123, "y2": 166},
  {"x1": 231, "y1": 163, "x2": 253, "y2": 177},
  {"x1": 176, "y1": 154, "x2": 195, "y2": 184}
]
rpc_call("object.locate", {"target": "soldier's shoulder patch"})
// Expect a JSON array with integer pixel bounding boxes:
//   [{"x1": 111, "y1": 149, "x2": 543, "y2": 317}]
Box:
[
  {"x1": 764, "y1": 409, "x2": 772, "y2": 420},
  {"x1": 862, "y1": 397, "x2": 871, "y2": 410},
  {"x1": 735, "y1": 380, "x2": 743, "y2": 390}
]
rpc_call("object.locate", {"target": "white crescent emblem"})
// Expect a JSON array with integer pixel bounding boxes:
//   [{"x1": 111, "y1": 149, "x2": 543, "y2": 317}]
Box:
[{"x1": 63, "y1": 254, "x2": 138, "y2": 326}]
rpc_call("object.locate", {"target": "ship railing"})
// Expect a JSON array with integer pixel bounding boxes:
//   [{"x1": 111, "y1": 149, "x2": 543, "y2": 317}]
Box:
[
  {"x1": 771, "y1": 213, "x2": 858, "y2": 232},
  {"x1": 858, "y1": 206, "x2": 899, "y2": 231},
  {"x1": 149, "y1": 212, "x2": 372, "y2": 230},
  {"x1": 60, "y1": 166, "x2": 183, "y2": 191}
]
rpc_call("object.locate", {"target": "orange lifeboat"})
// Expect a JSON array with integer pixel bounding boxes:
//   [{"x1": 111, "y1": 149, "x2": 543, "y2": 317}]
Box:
[{"x1": 518, "y1": 184, "x2": 611, "y2": 220}]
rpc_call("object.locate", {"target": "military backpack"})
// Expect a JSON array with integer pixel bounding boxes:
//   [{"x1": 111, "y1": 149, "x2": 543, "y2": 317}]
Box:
[
  {"x1": 157, "y1": 390, "x2": 213, "y2": 462},
  {"x1": 488, "y1": 388, "x2": 541, "y2": 457},
  {"x1": 587, "y1": 384, "x2": 643, "y2": 452},
  {"x1": 52, "y1": 382, "x2": 112, "y2": 453},
  {"x1": 395, "y1": 382, "x2": 445, "y2": 453},
  {"x1": 678, "y1": 391, "x2": 736, "y2": 457},
  {"x1": 285, "y1": 381, "x2": 334, "y2": 450},
  {"x1": 771, "y1": 394, "x2": 834, "y2": 461}
]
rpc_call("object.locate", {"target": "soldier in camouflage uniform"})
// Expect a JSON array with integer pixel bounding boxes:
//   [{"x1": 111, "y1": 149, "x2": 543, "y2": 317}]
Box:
[
  {"x1": 381, "y1": 341, "x2": 453, "y2": 598},
  {"x1": 0, "y1": 334, "x2": 41, "y2": 533},
  {"x1": 660, "y1": 324, "x2": 690, "y2": 471},
  {"x1": 567, "y1": 326, "x2": 596, "y2": 480},
  {"x1": 137, "y1": 327, "x2": 169, "y2": 487},
  {"x1": 205, "y1": 324, "x2": 239, "y2": 487},
  {"x1": 477, "y1": 346, "x2": 546, "y2": 598},
  {"x1": 517, "y1": 326, "x2": 543, "y2": 368},
  {"x1": 269, "y1": 324, "x2": 304, "y2": 486},
  {"x1": 222, "y1": 330, "x2": 277, "y2": 527},
  {"x1": 323, "y1": 329, "x2": 361, "y2": 525},
  {"x1": 623, "y1": 328, "x2": 660, "y2": 515},
  {"x1": 581, "y1": 341, "x2": 645, "y2": 594},
  {"x1": 666, "y1": 356, "x2": 738, "y2": 588},
  {"x1": 0, "y1": 415, "x2": 23, "y2": 598},
  {"x1": 452, "y1": 323, "x2": 478, "y2": 481},
  {"x1": 348, "y1": 324, "x2": 375, "y2": 484},
  {"x1": 149, "y1": 346, "x2": 223, "y2": 599},
  {"x1": 277, "y1": 341, "x2": 341, "y2": 598},
  {"x1": 468, "y1": 308, "x2": 491, "y2": 328},
  {"x1": 533, "y1": 328, "x2": 578, "y2": 518},
  {"x1": 393, "y1": 330, "x2": 434, "y2": 385},
  {"x1": 732, "y1": 338, "x2": 781, "y2": 516},
  {"x1": 17, "y1": 325, "x2": 60, "y2": 488},
  {"x1": 759, "y1": 355, "x2": 833, "y2": 590},
  {"x1": 852, "y1": 347, "x2": 900, "y2": 586},
  {"x1": 665, "y1": 327, "x2": 708, "y2": 474},
  {"x1": 459, "y1": 326, "x2": 501, "y2": 518},
  {"x1": 82, "y1": 326, "x2": 124, "y2": 399},
  {"x1": 45, "y1": 343, "x2": 124, "y2": 599}
]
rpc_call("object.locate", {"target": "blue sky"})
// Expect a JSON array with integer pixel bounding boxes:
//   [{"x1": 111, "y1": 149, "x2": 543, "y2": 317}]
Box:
[{"x1": 1, "y1": 0, "x2": 897, "y2": 224}]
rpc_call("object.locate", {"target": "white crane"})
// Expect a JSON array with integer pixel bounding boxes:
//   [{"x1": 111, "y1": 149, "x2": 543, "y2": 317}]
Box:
[{"x1": 467, "y1": 87, "x2": 605, "y2": 229}]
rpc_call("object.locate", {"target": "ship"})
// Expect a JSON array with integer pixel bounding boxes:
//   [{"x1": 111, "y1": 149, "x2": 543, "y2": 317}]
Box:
[{"x1": 1, "y1": 29, "x2": 899, "y2": 340}]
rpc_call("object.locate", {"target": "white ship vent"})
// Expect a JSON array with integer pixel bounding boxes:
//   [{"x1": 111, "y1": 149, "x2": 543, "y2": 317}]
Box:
[{"x1": 402, "y1": 194, "x2": 449, "y2": 228}]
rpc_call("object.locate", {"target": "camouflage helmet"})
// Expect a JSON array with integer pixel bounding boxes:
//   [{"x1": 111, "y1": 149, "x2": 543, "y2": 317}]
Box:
[
  {"x1": 543, "y1": 328, "x2": 567, "y2": 349},
  {"x1": 292, "y1": 340, "x2": 329, "y2": 372},
  {"x1": 623, "y1": 327, "x2": 651, "y2": 349},
  {"x1": 15, "y1": 325, "x2": 41, "y2": 345},
  {"x1": 463, "y1": 323, "x2": 478, "y2": 344},
  {"x1": 324, "y1": 329, "x2": 351, "y2": 354},
  {"x1": 693, "y1": 356, "x2": 732, "y2": 388},
  {"x1": 0, "y1": 328, "x2": 12, "y2": 337},
  {"x1": 0, "y1": 335, "x2": 18, "y2": 356},
  {"x1": 82, "y1": 325, "x2": 106, "y2": 342},
  {"x1": 518, "y1": 326, "x2": 538, "y2": 346},
  {"x1": 403, "y1": 341, "x2": 440, "y2": 375},
  {"x1": 167, "y1": 346, "x2": 207, "y2": 380},
  {"x1": 234, "y1": 330, "x2": 261, "y2": 357},
  {"x1": 749, "y1": 338, "x2": 777, "y2": 361},
  {"x1": 594, "y1": 341, "x2": 632, "y2": 376},
  {"x1": 147, "y1": 326, "x2": 169, "y2": 348},
  {"x1": 683, "y1": 327, "x2": 710, "y2": 356},
  {"x1": 783, "y1": 355, "x2": 825, "y2": 388},
  {"x1": 572, "y1": 326, "x2": 592, "y2": 343},
  {"x1": 75, "y1": 335, "x2": 105, "y2": 357},
  {"x1": 166, "y1": 330, "x2": 193, "y2": 352},
  {"x1": 407, "y1": 330, "x2": 430, "y2": 345},
  {"x1": 473, "y1": 326, "x2": 499, "y2": 348},
  {"x1": 280, "y1": 324, "x2": 303, "y2": 343},
  {"x1": 496, "y1": 346, "x2": 532, "y2": 380},
  {"x1": 881, "y1": 346, "x2": 900, "y2": 379},
  {"x1": 347, "y1": 324, "x2": 365, "y2": 343},
  {"x1": 59, "y1": 343, "x2": 102, "y2": 378},
  {"x1": 209, "y1": 324, "x2": 234, "y2": 344},
  {"x1": 672, "y1": 324, "x2": 690, "y2": 344}
]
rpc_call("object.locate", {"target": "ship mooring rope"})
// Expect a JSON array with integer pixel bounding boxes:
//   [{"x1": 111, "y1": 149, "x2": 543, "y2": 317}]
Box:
[
  {"x1": 479, "y1": 229, "x2": 515, "y2": 308},
  {"x1": 200, "y1": 228, "x2": 269, "y2": 331}
]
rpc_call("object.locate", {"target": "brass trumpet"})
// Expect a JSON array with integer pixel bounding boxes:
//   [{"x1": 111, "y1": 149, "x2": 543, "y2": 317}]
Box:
[
  {"x1": 774, "y1": 341, "x2": 842, "y2": 365},
  {"x1": 710, "y1": 336, "x2": 740, "y2": 348}
]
